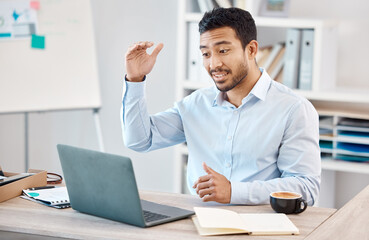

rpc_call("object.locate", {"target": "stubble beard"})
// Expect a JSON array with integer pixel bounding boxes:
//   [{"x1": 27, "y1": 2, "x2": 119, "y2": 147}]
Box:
[{"x1": 212, "y1": 62, "x2": 249, "y2": 92}]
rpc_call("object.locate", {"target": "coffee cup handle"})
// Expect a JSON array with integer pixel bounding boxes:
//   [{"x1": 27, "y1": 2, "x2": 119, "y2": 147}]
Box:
[{"x1": 295, "y1": 199, "x2": 307, "y2": 213}]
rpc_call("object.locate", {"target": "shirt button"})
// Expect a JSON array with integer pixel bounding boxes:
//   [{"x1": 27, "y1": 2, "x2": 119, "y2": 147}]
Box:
[
  {"x1": 227, "y1": 136, "x2": 232, "y2": 140},
  {"x1": 226, "y1": 163, "x2": 231, "y2": 168},
  {"x1": 234, "y1": 110, "x2": 238, "y2": 114}
]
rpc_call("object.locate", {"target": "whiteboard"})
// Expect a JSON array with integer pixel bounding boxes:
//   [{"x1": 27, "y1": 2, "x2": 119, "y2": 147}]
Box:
[{"x1": 0, "y1": 0, "x2": 101, "y2": 113}]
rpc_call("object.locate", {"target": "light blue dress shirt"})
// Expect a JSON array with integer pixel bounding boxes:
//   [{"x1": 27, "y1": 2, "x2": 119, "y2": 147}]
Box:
[{"x1": 121, "y1": 69, "x2": 321, "y2": 205}]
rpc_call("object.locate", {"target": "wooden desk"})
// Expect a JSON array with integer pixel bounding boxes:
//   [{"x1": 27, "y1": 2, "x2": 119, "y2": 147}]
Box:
[
  {"x1": 0, "y1": 191, "x2": 335, "y2": 239},
  {"x1": 305, "y1": 184, "x2": 369, "y2": 240}
]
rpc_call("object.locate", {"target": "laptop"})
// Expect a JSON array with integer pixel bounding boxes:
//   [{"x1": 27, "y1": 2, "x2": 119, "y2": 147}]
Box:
[{"x1": 57, "y1": 144, "x2": 194, "y2": 227}]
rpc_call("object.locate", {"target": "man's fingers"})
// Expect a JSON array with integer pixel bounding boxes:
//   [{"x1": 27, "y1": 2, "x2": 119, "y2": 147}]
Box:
[
  {"x1": 192, "y1": 174, "x2": 211, "y2": 188},
  {"x1": 151, "y1": 43, "x2": 164, "y2": 58},
  {"x1": 203, "y1": 162, "x2": 215, "y2": 175},
  {"x1": 127, "y1": 41, "x2": 154, "y2": 52},
  {"x1": 192, "y1": 180, "x2": 197, "y2": 189},
  {"x1": 196, "y1": 181, "x2": 213, "y2": 194},
  {"x1": 198, "y1": 186, "x2": 214, "y2": 198},
  {"x1": 197, "y1": 174, "x2": 212, "y2": 184},
  {"x1": 202, "y1": 193, "x2": 216, "y2": 202},
  {"x1": 137, "y1": 41, "x2": 154, "y2": 50},
  {"x1": 126, "y1": 44, "x2": 139, "y2": 57}
]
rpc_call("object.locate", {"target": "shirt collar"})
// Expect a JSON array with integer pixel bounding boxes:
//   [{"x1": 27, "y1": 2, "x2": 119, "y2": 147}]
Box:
[
  {"x1": 212, "y1": 68, "x2": 272, "y2": 107},
  {"x1": 249, "y1": 68, "x2": 272, "y2": 102}
]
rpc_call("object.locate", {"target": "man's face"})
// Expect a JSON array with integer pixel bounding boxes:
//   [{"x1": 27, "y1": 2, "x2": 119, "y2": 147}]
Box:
[{"x1": 200, "y1": 27, "x2": 249, "y2": 92}]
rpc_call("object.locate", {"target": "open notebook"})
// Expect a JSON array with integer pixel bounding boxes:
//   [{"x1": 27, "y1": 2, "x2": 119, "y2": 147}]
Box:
[{"x1": 192, "y1": 207, "x2": 299, "y2": 236}]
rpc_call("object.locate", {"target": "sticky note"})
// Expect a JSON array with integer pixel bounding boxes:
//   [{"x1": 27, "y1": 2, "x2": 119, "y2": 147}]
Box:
[
  {"x1": 30, "y1": 1, "x2": 40, "y2": 10},
  {"x1": 31, "y1": 34, "x2": 45, "y2": 49}
]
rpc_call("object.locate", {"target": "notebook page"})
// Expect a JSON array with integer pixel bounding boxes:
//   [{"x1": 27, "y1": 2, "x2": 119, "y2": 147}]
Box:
[
  {"x1": 194, "y1": 207, "x2": 247, "y2": 230},
  {"x1": 239, "y1": 213, "x2": 299, "y2": 235}
]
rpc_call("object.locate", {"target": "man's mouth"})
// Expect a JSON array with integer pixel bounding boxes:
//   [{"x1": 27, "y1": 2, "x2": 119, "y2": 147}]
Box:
[{"x1": 212, "y1": 72, "x2": 229, "y2": 82}]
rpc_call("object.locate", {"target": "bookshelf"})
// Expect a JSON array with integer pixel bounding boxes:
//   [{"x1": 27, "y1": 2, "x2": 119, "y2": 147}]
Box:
[
  {"x1": 174, "y1": 0, "x2": 369, "y2": 194},
  {"x1": 318, "y1": 110, "x2": 369, "y2": 172}
]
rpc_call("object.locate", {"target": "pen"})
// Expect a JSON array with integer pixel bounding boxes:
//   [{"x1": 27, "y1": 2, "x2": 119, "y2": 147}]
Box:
[{"x1": 28, "y1": 186, "x2": 56, "y2": 191}]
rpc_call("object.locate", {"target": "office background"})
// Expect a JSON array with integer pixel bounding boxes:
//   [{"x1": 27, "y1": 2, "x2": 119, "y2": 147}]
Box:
[{"x1": 0, "y1": 0, "x2": 368, "y2": 208}]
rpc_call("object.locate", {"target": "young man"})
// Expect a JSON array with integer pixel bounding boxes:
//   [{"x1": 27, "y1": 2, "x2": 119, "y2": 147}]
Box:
[{"x1": 122, "y1": 8, "x2": 321, "y2": 205}]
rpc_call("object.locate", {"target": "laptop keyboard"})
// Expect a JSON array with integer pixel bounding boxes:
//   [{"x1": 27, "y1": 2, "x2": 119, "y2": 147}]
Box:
[{"x1": 143, "y1": 210, "x2": 170, "y2": 222}]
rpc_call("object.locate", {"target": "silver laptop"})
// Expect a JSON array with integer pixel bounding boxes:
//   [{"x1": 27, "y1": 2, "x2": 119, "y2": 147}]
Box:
[{"x1": 57, "y1": 144, "x2": 194, "y2": 227}]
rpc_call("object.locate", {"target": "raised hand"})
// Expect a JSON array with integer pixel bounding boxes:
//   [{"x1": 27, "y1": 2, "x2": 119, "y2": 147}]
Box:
[
  {"x1": 125, "y1": 41, "x2": 164, "y2": 82},
  {"x1": 192, "y1": 162, "x2": 232, "y2": 204}
]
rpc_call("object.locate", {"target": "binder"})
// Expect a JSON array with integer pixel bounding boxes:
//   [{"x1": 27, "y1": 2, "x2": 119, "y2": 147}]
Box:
[
  {"x1": 187, "y1": 22, "x2": 212, "y2": 84},
  {"x1": 298, "y1": 29, "x2": 314, "y2": 90},
  {"x1": 188, "y1": 22, "x2": 201, "y2": 81},
  {"x1": 283, "y1": 29, "x2": 301, "y2": 89},
  {"x1": 205, "y1": 0, "x2": 215, "y2": 11},
  {"x1": 215, "y1": 0, "x2": 232, "y2": 8},
  {"x1": 198, "y1": 0, "x2": 209, "y2": 13}
]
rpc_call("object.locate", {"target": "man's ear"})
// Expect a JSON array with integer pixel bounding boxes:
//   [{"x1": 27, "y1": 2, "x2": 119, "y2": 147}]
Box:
[{"x1": 246, "y1": 40, "x2": 258, "y2": 60}]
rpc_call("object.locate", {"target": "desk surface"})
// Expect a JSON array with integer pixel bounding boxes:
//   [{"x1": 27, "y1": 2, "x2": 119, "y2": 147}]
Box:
[
  {"x1": 305, "y1": 184, "x2": 369, "y2": 240},
  {"x1": 0, "y1": 191, "x2": 335, "y2": 240}
]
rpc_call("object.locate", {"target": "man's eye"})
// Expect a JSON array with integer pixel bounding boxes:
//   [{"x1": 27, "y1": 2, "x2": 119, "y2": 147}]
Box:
[
  {"x1": 220, "y1": 49, "x2": 229, "y2": 54},
  {"x1": 202, "y1": 52, "x2": 209, "y2": 57}
]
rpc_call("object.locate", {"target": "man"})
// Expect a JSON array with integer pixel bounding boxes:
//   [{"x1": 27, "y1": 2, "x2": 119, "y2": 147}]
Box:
[{"x1": 122, "y1": 8, "x2": 321, "y2": 205}]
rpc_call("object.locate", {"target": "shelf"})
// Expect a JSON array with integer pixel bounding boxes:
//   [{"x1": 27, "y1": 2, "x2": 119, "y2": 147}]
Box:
[
  {"x1": 317, "y1": 109, "x2": 369, "y2": 120},
  {"x1": 320, "y1": 148, "x2": 334, "y2": 154},
  {"x1": 254, "y1": 17, "x2": 337, "y2": 29},
  {"x1": 337, "y1": 125, "x2": 369, "y2": 133},
  {"x1": 320, "y1": 135, "x2": 334, "y2": 141},
  {"x1": 185, "y1": 13, "x2": 337, "y2": 29},
  {"x1": 321, "y1": 158, "x2": 369, "y2": 174},
  {"x1": 295, "y1": 89, "x2": 369, "y2": 104},
  {"x1": 336, "y1": 136, "x2": 369, "y2": 145},
  {"x1": 336, "y1": 149, "x2": 369, "y2": 158}
]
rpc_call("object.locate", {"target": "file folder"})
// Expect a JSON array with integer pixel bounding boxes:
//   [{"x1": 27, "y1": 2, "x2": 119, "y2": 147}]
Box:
[
  {"x1": 188, "y1": 22, "x2": 201, "y2": 81},
  {"x1": 298, "y1": 29, "x2": 314, "y2": 90},
  {"x1": 283, "y1": 29, "x2": 301, "y2": 89},
  {"x1": 187, "y1": 22, "x2": 212, "y2": 83}
]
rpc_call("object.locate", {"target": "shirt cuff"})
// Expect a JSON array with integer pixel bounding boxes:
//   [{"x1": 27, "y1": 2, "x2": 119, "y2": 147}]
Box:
[
  {"x1": 124, "y1": 80, "x2": 146, "y2": 99},
  {"x1": 230, "y1": 181, "x2": 247, "y2": 204}
]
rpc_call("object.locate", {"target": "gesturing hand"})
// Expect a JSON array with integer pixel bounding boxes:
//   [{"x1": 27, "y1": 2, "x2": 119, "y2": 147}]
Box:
[
  {"x1": 192, "y1": 162, "x2": 232, "y2": 204},
  {"x1": 125, "y1": 41, "x2": 164, "y2": 82}
]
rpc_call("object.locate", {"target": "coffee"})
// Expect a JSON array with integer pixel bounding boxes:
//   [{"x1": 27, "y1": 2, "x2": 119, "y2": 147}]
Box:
[
  {"x1": 270, "y1": 191, "x2": 307, "y2": 214},
  {"x1": 271, "y1": 192, "x2": 301, "y2": 199}
]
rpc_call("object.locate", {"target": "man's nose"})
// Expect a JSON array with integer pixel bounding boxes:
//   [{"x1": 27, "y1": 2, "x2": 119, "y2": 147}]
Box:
[{"x1": 209, "y1": 55, "x2": 222, "y2": 70}]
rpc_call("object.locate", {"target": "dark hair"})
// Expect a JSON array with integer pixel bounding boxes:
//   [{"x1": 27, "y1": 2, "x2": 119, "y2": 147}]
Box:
[{"x1": 198, "y1": 8, "x2": 257, "y2": 49}]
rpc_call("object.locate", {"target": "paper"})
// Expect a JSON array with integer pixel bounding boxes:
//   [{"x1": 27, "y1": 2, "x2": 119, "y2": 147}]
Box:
[
  {"x1": 31, "y1": 34, "x2": 45, "y2": 49},
  {"x1": 240, "y1": 213, "x2": 299, "y2": 235},
  {"x1": 194, "y1": 207, "x2": 247, "y2": 230},
  {"x1": 23, "y1": 186, "x2": 69, "y2": 206},
  {"x1": 30, "y1": 0, "x2": 40, "y2": 10},
  {"x1": 0, "y1": 0, "x2": 38, "y2": 40},
  {"x1": 193, "y1": 207, "x2": 299, "y2": 236}
]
